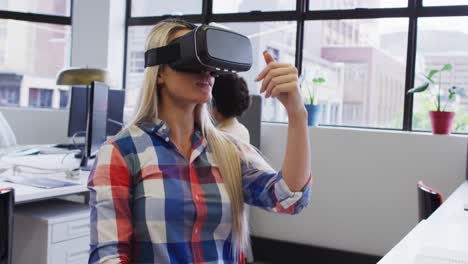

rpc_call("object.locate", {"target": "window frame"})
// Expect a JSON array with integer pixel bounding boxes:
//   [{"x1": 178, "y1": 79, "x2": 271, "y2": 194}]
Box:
[
  {"x1": 0, "y1": 1, "x2": 73, "y2": 109},
  {"x1": 124, "y1": 0, "x2": 468, "y2": 134}
]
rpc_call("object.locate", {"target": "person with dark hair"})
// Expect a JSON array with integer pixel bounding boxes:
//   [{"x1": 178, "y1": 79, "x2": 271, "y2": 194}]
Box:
[{"x1": 211, "y1": 73, "x2": 251, "y2": 142}]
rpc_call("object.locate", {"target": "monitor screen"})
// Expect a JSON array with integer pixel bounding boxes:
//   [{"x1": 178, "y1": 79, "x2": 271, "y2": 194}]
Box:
[
  {"x1": 68, "y1": 87, "x2": 124, "y2": 137},
  {"x1": 107, "y1": 89, "x2": 125, "y2": 136},
  {"x1": 85, "y1": 82, "x2": 109, "y2": 158},
  {"x1": 68, "y1": 86, "x2": 87, "y2": 138}
]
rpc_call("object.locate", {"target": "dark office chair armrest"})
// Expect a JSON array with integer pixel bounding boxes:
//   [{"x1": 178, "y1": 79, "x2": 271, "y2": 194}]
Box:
[
  {"x1": 417, "y1": 181, "x2": 443, "y2": 221},
  {"x1": 0, "y1": 187, "x2": 14, "y2": 264}
]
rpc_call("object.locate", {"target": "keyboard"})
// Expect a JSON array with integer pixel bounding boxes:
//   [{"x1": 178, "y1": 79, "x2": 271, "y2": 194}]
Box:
[{"x1": 53, "y1": 143, "x2": 85, "y2": 150}]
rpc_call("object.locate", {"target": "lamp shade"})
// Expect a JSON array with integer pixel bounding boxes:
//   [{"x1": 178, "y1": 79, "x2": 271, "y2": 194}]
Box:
[{"x1": 56, "y1": 67, "x2": 109, "y2": 85}]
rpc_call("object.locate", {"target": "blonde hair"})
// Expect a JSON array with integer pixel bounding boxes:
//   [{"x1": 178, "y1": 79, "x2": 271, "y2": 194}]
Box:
[{"x1": 127, "y1": 19, "x2": 248, "y2": 252}]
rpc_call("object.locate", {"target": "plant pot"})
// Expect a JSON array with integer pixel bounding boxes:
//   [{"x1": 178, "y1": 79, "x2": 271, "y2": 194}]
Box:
[
  {"x1": 305, "y1": 104, "x2": 321, "y2": 126},
  {"x1": 429, "y1": 111, "x2": 455, "y2": 135}
]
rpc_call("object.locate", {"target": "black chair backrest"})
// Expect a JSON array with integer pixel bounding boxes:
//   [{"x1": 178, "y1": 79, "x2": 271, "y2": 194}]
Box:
[
  {"x1": 417, "y1": 181, "x2": 443, "y2": 221},
  {"x1": 0, "y1": 188, "x2": 13, "y2": 264},
  {"x1": 238, "y1": 95, "x2": 262, "y2": 150}
]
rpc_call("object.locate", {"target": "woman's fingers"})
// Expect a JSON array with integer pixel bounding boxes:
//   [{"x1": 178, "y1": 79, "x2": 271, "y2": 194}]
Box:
[
  {"x1": 260, "y1": 67, "x2": 293, "y2": 93},
  {"x1": 263, "y1": 50, "x2": 274, "y2": 64},
  {"x1": 269, "y1": 83, "x2": 295, "y2": 98},
  {"x1": 264, "y1": 74, "x2": 298, "y2": 98},
  {"x1": 255, "y1": 62, "x2": 293, "y2": 82}
]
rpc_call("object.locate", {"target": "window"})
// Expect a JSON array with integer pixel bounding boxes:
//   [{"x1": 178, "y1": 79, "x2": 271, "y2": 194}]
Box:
[
  {"x1": 125, "y1": 26, "x2": 153, "y2": 109},
  {"x1": 0, "y1": 20, "x2": 71, "y2": 109},
  {"x1": 131, "y1": 0, "x2": 202, "y2": 17},
  {"x1": 0, "y1": 0, "x2": 71, "y2": 16},
  {"x1": 303, "y1": 18, "x2": 408, "y2": 129},
  {"x1": 129, "y1": 51, "x2": 145, "y2": 73},
  {"x1": 28, "y1": 88, "x2": 53, "y2": 108},
  {"x1": 0, "y1": 73, "x2": 21, "y2": 106},
  {"x1": 213, "y1": 0, "x2": 295, "y2": 13},
  {"x1": 219, "y1": 22, "x2": 297, "y2": 122},
  {"x1": 412, "y1": 17, "x2": 468, "y2": 133},
  {"x1": 309, "y1": 0, "x2": 407, "y2": 10},
  {"x1": 125, "y1": 0, "x2": 468, "y2": 133},
  {"x1": 0, "y1": 1, "x2": 71, "y2": 109},
  {"x1": 59, "y1": 89, "x2": 69, "y2": 109}
]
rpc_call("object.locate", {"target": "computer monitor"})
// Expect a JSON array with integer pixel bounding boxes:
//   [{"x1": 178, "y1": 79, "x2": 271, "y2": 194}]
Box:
[
  {"x1": 80, "y1": 81, "x2": 109, "y2": 170},
  {"x1": 106, "y1": 89, "x2": 125, "y2": 136},
  {"x1": 68, "y1": 87, "x2": 125, "y2": 138},
  {"x1": 68, "y1": 86, "x2": 88, "y2": 138},
  {"x1": 238, "y1": 95, "x2": 262, "y2": 149}
]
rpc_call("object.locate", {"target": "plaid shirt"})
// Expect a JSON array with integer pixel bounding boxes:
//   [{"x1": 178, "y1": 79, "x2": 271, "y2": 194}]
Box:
[{"x1": 88, "y1": 120, "x2": 311, "y2": 264}]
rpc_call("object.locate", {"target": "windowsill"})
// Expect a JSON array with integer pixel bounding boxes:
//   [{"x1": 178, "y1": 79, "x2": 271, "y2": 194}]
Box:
[
  {"x1": 0, "y1": 106, "x2": 68, "y2": 112},
  {"x1": 261, "y1": 121, "x2": 468, "y2": 138}
]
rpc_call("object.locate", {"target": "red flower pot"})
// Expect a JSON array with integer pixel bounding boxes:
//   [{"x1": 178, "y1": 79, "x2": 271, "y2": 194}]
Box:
[{"x1": 429, "y1": 111, "x2": 455, "y2": 135}]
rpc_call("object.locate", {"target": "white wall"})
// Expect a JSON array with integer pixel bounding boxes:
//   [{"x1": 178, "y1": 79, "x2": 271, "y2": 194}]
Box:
[
  {"x1": 106, "y1": 0, "x2": 126, "y2": 89},
  {"x1": 0, "y1": 107, "x2": 68, "y2": 145},
  {"x1": 70, "y1": 0, "x2": 110, "y2": 69},
  {"x1": 250, "y1": 123, "x2": 467, "y2": 257},
  {"x1": 70, "y1": 0, "x2": 125, "y2": 88}
]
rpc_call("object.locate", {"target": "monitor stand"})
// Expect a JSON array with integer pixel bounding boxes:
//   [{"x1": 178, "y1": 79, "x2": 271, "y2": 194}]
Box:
[{"x1": 80, "y1": 155, "x2": 93, "y2": 171}]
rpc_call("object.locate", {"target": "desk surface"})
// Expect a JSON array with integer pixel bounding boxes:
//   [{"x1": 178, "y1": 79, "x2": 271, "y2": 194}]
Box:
[
  {"x1": 379, "y1": 181, "x2": 468, "y2": 263},
  {"x1": 0, "y1": 153, "x2": 90, "y2": 204}
]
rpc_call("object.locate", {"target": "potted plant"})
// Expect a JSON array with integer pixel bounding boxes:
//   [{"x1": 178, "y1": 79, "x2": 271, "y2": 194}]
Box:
[
  {"x1": 301, "y1": 74, "x2": 325, "y2": 126},
  {"x1": 408, "y1": 63, "x2": 465, "y2": 134}
]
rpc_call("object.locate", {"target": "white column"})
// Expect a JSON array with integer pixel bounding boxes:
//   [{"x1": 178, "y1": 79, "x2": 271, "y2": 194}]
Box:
[
  {"x1": 71, "y1": 0, "x2": 111, "y2": 69},
  {"x1": 107, "y1": 0, "x2": 126, "y2": 89},
  {"x1": 71, "y1": 0, "x2": 125, "y2": 89}
]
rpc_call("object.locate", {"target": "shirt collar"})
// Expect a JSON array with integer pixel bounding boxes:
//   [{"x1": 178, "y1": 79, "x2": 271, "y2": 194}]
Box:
[
  {"x1": 190, "y1": 126, "x2": 208, "y2": 163},
  {"x1": 139, "y1": 119, "x2": 170, "y2": 140},
  {"x1": 138, "y1": 119, "x2": 208, "y2": 151}
]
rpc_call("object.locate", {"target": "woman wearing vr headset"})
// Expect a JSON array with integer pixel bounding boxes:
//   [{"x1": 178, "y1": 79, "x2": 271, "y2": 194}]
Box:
[{"x1": 88, "y1": 19, "x2": 312, "y2": 264}]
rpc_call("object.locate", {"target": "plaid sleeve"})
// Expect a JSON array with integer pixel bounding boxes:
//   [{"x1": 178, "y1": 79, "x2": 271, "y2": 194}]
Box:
[
  {"x1": 87, "y1": 142, "x2": 133, "y2": 263},
  {"x1": 240, "y1": 144, "x2": 312, "y2": 214}
]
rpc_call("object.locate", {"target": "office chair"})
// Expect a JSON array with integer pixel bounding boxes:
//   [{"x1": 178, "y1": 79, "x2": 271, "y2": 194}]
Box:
[
  {"x1": 238, "y1": 95, "x2": 262, "y2": 150},
  {"x1": 0, "y1": 188, "x2": 14, "y2": 264},
  {"x1": 417, "y1": 181, "x2": 443, "y2": 221},
  {"x1": 237, "y1": 95, "x2": 262, "y2": 263}
]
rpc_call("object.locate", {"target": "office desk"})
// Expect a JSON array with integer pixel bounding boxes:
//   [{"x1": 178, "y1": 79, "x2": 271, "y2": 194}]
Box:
[
  {"x1": 0, "y1": 154, "x2": 90, "y2": 204},
  {"x1": 0, "y1": 153, "x2": 92, "y2": 263},
  {"x1": 379, "y1": 181, "x2": 468, "y2": 263}
]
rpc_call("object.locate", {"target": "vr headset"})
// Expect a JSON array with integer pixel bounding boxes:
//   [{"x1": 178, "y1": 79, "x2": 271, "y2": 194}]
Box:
[{"x1": 144, "y1": 24, "x2": 252, "y2": 74}]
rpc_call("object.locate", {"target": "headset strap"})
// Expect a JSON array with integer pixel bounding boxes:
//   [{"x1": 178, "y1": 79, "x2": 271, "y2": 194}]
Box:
[{"x1": 144, "y1": 43, "x2": 181, "y2": 68}]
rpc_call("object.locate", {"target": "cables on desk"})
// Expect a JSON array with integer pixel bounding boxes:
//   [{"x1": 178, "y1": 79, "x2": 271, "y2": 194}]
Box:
[
  {"x1": 0, "y1": 153, "x2": 82, "y2": 180},
  {"x1": 11, "y1": 164, "x2": 81, "y2": 179}
]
